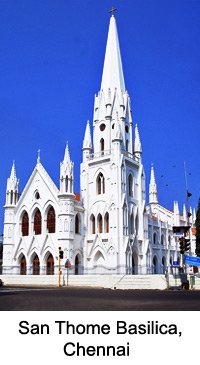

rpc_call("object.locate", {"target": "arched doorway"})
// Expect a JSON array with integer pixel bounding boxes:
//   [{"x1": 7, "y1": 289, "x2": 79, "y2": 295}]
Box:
[
  {"x1": 94, "y1": 251, "x2": 105, "y2": 273},
  {"x1": 162, "y1": 256, "x2": 166, "y2": 274},
  {"x1": 20, "y1": 255, "x2": 27, "y2": 275},
  {"x1": 75, "y1": 255, "x2": 80, "y2": 275},
  {"x1": 153, "y1": 255, "x2": 158, "y2": 274},
  {"x1": 46, "y1": 253, "x2": 54, "y2": 275},
  {"x1": 132, "y1": 256, "x2": 135, "y2": 274},
  {"x1": 132, "y1": 252, "x2": 138, "y2": 275},
  {"x1": 32, "y1": 254, "x2": 40, "y2": 275}
]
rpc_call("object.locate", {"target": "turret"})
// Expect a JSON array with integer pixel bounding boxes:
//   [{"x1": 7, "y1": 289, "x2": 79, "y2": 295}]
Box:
[
  {"x1": 6, "y1": 161, "x2": 19, "y2": 206},
  {"x1": 134, "y1": 124, "x2": 142, "y2": 161},
  {"x1": 173, "y1": 201, "x2": 180, "y2": 226},
  {"x1": 112, "y1": 116, "x2": 122, "y2": 160},
  {"x1": 60, "y1": 143, "x2": 74, "y2": 194},
  {"x1": 183, "y1": 204, "x2": 187, "y2": 222},
  {"x1": 149, "y1": 164, "x2": 158, "y2": 204},
  {"x1": 82, "y1": 120, "x2": 92, "y2": 162}
]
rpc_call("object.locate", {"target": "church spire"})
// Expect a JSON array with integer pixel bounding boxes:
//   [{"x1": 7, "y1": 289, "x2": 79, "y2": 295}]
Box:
[
  {"x1": 6, "y1": 161, "x2": 19, "y2": 205},
  {"x1": 149, "y1": 164, "x2": 158, "y2": 204},
  {"x1": 101, "y1": 14, "x2": 125, "y2": 92}
]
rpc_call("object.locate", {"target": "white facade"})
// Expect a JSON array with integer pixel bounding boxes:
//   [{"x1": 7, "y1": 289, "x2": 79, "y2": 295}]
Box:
[{"x1": 2, "y1": 15, "x2": 196, "y2": 276}]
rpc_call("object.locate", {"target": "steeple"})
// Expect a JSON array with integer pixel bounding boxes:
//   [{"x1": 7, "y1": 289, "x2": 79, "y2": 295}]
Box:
[
  {"x1": 60, "y1": 143, "x2": 74, "y2": 194},
  {"x1": 134, "y1": 124, "x2": 142, "y2": 160},
  {"x1": 101, "y1": 14, "x2": 125, "y2": 93},
  {"x1": 92, "y1": 14, "x2": 133, "y2": 156},
  {"x1": 149, "y1": 164, "x2": 158, "y2": 204},
  {"x1": 6, "y1": 161, "x2": 19, "y2": 205}
]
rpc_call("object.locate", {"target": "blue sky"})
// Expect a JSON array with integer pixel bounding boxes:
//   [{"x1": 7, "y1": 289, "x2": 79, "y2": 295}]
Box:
[{"x1": 0, "y1": 0, "x2": 200, "y2": 231}]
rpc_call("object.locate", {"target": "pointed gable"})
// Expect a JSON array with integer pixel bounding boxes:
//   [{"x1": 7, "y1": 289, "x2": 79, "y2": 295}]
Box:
[{"x1": 16, "y1": 161, "x2": 59, "y2": 213}]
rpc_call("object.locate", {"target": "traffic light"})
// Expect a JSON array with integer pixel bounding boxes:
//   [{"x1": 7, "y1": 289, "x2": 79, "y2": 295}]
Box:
[
  {"x1": 179, "y1": 237, "x2": 185, "y2": 254},
  {"x1": 59, "y1": 247, "x2": 64, "y2": 259},
  {"x1": 179, "y1": 237, "x2": 190, "y2": 254},
  {"x1": 184, "y1": 238, "x2": 190, "y2": 252}
]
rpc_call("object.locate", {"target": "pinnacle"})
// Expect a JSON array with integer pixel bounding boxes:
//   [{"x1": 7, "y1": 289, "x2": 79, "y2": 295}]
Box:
[{"x1": 83, "y1": 120, "x2": 92, "y2": 149}]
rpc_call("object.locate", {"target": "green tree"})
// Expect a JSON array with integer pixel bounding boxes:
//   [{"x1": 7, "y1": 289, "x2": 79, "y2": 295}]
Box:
[{"x1": 195, "y1": 198, "x2": 200, "y2": 256}]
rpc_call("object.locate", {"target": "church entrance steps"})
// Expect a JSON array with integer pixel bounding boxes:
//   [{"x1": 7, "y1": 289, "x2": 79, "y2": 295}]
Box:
[
  {"x1": 0, "y1": 274, "x2": 166, "y2": 289},
  {"x1": 1, "y1": 274, "x2": 200, "y2": 290},
  {"x1": 110, "y1": 275, "x2": 166, "y2": 290}
]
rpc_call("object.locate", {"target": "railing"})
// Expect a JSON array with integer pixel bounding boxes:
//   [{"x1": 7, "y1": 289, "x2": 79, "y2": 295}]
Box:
[
  {"x1": 86, "y1": 149, "x2": 139, "y2": 162},
  {"x1": 88, "y1": 149, "x2": 111, "y2": 160}
]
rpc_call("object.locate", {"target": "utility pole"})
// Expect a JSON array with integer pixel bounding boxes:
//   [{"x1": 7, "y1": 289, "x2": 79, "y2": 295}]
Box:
[{"x1": 58, "y1": 247, "x2": 63, "y2": 287}]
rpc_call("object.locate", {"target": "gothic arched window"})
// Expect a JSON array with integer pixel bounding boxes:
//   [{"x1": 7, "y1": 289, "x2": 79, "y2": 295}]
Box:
[
  {"x1": 100, "y1": 138, "x2": 105, "y2": 154},
  {"x1": 34, "y1": 209, "x2": 42, "y2": 235},
  {"x1": 47, "y1": 207, "x2": 55, "y2": 233},
  {"x1": 97, "y1": 172, "x2": 105, "y2": 195},
  {"x1": 22, "y1": 211, "x2": 29, "y2": 236},
  {"x1": 104, "y1": 212, "x2": 109, "y2": 233},
  {"x1": 128, "y1": 174, "x2": 133, "y2": 197},
  {"x1": 153, "y1": 232, "x2": 157, "y2": 245},
  {"x1": 130, "y1": 212, "x2": 134, "y2": 234},
  {"x1": 90, "y1": 214, "x2": 95, "y2": 234},
  {"x1": 97, "y1": 213, "x2": 103, "y2": 233},
  {"x1": 75, "y1": 213, "x2": 81, "y2": 234}
]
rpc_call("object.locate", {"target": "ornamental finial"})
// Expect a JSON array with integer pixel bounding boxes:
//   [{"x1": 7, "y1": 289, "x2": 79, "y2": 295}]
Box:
[{"x1": 109, "y1": 6, "x2": 117, "y2": 17}]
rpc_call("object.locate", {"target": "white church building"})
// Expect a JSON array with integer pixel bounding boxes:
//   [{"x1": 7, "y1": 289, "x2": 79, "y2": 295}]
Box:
[{"x1": 2, "y1": 14, "x2": 196, "y2": 277}]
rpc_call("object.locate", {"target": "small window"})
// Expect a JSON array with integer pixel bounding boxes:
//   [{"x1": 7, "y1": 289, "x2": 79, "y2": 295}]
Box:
[
  {"x1": 153, "y1": 232, "x2": 157, "y2": 245},
  {"x1": 90, "y1": 214, "x2": 95, "y2": 234},
  {"x1": 100, "y1": 138, "x2": 105, "y2": 153},
  {"x1": 128, "y1": 174, "x2": 133, "y2": 197},
  {"x1": 97, "y1": 214, "x2": 103, "y2": 233},
  {"x1": 35, "y1": 192, "x2": 40, "y2": 200},
  {"x1": 125, "y1": 125, "x2": 129, "y2": 133},
  {"x1": 104, "y1": 212, "x2": 109, "y2": 233},
  {"x1": 97, "y1": 172, "x2": 105, "y2": 194},
  {"x1": 75, "y1": 213, "x2": 81, "y2": 234},
  {"x1": 100, "y1": 123, "x2": 106, "y2": 131},
  {"x1": 112, "y1": 123, "x2": 115, "y2": 129}
]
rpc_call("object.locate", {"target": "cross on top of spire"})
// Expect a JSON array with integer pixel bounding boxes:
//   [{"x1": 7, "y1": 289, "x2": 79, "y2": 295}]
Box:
[{"x1": 109, "y1": 6, "x2": 117, "y2": 17}]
